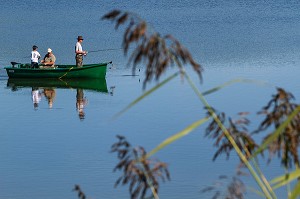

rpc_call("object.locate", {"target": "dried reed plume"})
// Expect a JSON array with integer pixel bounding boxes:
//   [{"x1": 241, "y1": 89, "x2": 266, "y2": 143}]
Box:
[
  {"x1": 201, "y1": 175, "x2": 246, "y2": 199},
  {"x1": 111, "y1": 135, "x2": 170, "y2": 199},
  {"x1": 205, "y1": 109, "x2": 258, "y2": 161},
  {"x1": 73, "y1": 184, "x2": 86, "y2": 199},
  {"x1": 102, "y1": 10, "x2": 203, "y2": 88},
  {"x1": 255, "y1": 88, "x2": 300, "y2": 168}
]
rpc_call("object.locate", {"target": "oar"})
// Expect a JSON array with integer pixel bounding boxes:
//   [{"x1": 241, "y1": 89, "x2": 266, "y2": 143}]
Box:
[{"x1": 59, "y1": 67, "x2": 74, "y2": 79}]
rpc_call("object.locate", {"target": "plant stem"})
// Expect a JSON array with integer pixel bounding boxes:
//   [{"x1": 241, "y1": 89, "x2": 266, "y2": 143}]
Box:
[
  {"x1": 239, "y1": 138, "x2": 277, "y2": 198},
  {"x1": 136, "y1": 159, "x2": 159, "y2": 199},
  {"x1": 183, "y1": 70, "x2": 275, "y2": 199}
]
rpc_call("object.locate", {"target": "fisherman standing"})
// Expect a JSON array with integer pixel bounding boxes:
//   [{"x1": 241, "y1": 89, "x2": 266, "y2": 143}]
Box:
[{"x1": 75, "y1": 36, "x2": 87, "y2": 67}]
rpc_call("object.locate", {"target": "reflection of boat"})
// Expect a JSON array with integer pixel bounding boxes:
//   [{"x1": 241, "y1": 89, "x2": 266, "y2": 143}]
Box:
[
  {"x1": 7, "y1": 78, "x2": 108, "y2": 93},
  {"x1": 4, "y1": 62, "x2": 110, "y2": 79}
]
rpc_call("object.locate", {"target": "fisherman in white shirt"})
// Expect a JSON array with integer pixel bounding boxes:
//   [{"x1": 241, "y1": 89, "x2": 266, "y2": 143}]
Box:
[{"x1": 31, "y1": 45, "x2": 41, "y2": 68}]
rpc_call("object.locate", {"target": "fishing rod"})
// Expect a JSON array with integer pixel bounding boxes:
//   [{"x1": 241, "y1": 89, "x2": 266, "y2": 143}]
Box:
[{"x1": 88, "y1": 47, "x2": 124, "y2": 53}]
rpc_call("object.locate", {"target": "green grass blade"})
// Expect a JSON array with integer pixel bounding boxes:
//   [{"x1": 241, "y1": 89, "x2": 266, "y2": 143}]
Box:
[
  {"x1": 247, "y1": 186, "x2": 265, "y2": 198},
  {"x1": 290, "y1": 180, "x2": 300, "y2": 199},
  {"x1": 146, "y1": 117, "x2": 210, "y2": 159},
  {"x1": 270, "y1": 168, "x2": 300, "y2": 189},
  {"x1": 112, "y1": 72, "x2": 179, "y2": 120},
  {"x1": 202, "y1": 78, "x2": 272, "y2": 96},
  {"x1": 253, "y1": 105, "x2": 300, "y2": 157}
]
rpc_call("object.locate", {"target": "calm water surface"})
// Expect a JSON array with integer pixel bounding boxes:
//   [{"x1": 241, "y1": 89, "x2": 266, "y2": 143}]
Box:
[{"x1": 1, "y1": 1, "x2": 300, "y2": 198}]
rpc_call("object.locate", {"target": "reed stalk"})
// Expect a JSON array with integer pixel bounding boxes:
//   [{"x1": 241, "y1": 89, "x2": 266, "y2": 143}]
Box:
[
  {"x1": 103, "y1": 10, "x2": 300, "y2": 198},
  {"x1": 135, "y1": 159, "x2": 160, "y2": 199},
  {"x1": 238, "y1": 138, "x2": 276, "y2": 198},
  {"x1": 183, "y1": 70, "x2": 275, "y2": 199}
]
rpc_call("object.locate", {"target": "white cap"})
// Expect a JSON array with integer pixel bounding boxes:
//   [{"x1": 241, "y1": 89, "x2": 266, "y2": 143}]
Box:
[{"x1": 47, "y1": 48, "x2": 52, "y2": 52}]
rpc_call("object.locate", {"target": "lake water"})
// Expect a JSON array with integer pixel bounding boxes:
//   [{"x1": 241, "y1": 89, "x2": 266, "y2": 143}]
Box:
[{"x1": 1, "y1": 1, "x2": 300, "y2": 198}]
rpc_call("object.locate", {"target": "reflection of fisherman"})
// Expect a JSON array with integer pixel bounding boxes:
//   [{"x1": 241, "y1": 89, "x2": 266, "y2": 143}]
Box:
[
  {"x1": 32, "y1": 87, "x2": 42, "y2": 109},
  {"x1": 43, "y1": 88, "x2": 56, "y2": 108},
  {"x1": 76, "y1": 89, "x2": 88, "y2": 120}
]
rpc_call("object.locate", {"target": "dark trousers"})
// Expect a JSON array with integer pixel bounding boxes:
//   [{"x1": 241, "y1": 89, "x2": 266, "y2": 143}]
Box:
[{"x1": 31, "y1": 62, "x2": 39, "y2": 68}]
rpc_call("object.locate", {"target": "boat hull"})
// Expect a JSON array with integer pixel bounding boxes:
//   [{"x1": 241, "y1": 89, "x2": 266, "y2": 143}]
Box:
[
  {"x1": 4, "y1": 63, "x2": 108, "y2": 79},
  {"x1": 7, "y1": 78, "x2": 108, "y2": 93}
]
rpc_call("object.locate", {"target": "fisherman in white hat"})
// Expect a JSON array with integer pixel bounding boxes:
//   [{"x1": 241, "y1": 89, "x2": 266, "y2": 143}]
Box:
[{"x1": 40, "y1": 48, "x2": 56, "y2": 68}]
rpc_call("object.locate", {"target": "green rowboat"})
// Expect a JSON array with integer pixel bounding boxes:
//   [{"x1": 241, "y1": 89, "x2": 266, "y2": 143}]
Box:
[
  {"x1": 7, "y1": 78, "x2": 108, "y2": 93},
  {"x1": 4, "y1": 62, "x2": 111, "y2": 79}
]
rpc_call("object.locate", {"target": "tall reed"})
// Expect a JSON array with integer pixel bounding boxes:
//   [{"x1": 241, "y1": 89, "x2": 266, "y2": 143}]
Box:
[{"x1": 100, "y1": 10, "x2": 300, "y2": 199}]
